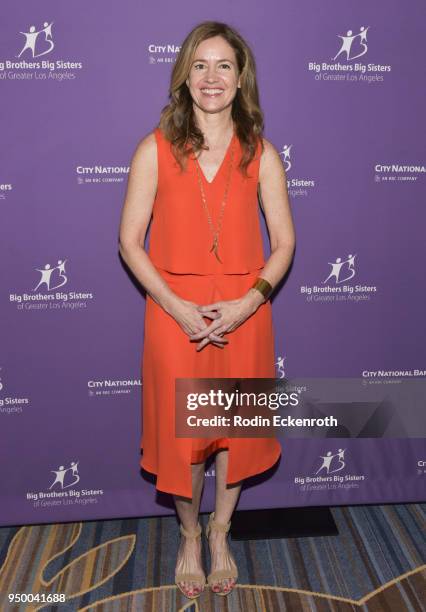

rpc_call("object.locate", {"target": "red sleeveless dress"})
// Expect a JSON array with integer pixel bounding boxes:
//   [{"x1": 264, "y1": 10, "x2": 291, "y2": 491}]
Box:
[{"x1": 140, "y1": 126, "x2": 282, "y2": 498}]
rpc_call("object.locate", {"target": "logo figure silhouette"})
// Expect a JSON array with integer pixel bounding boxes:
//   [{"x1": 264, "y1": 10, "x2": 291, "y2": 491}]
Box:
[
  {"x1": 17, "y1": 21, "x2": 54, "y2": 58},
  {"x1": 333, "y1": 26, "x2": 370, "y2": 61},
  {"x1": 34, "y1": 259, "x2": 68, "y2": 291},
  {"x1": 49, "y1": 461, "x2": 80, "y2": 489},
  {"x1": 275, "y1": 355, "x2": 286, "y2": 379},
  {"x1": 279, "y1": 144, "x2": 292, "y2": 172},
  {"x1": 323, "y1": 254, "x2": 356, "y2": 284},
  {"x1": 316, "y1": 448, "x2": 346, "y2": 474}
]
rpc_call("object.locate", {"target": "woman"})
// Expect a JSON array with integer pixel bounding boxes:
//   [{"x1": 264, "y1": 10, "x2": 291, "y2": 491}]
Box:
[{"x1": 119, "y1": 21, "x2": 295, "y2": 599}]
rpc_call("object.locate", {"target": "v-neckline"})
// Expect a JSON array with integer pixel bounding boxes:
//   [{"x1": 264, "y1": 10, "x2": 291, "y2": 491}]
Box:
[{"x1": 195, "y1": 131, "x2": 236, "y2": 185}]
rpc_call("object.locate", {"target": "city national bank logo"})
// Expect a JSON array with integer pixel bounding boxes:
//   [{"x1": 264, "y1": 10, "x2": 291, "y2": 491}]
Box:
[
  {"x1": 300, "y1": 253, "x2": 378, "y2": 304},
  {"x1": 88, "y1": 377, "x2": 142, "y2": 398},
  {"x1": 148, "y1": 43, "x2": 181, "y2": 65},
  {"x1": 9, "y1": 258, "x2": 94, "y2": 311},
  {"x1": 362, "y1": 368, "x2": 426, "y2": 385},
  {"x1": 0, "y1": 21, "x2": 83, "y2": 82},
  {"x1": 76, "y1": 164, "x2": 130, "y2": 185},
  {"x1": 278, "y1": 144, "x2": 315, "y2": 199},
  {"x1": 308, "y1": 25, "x2": 391, "y2": 83},
  {"x1": 26, "y1": 461, "x2": 104, "y2": 508},
  {"x1": 374, "y1": 162, "x2": 425, "y2": 184},
  {"x1": 294, "y1": 448, "x2": 365, "y2": 492}
]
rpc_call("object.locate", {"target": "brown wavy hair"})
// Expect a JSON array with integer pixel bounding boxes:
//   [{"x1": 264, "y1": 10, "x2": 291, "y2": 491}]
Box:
[{"x1": 158, "y1": 21, "x2": 265, "y2": 177}]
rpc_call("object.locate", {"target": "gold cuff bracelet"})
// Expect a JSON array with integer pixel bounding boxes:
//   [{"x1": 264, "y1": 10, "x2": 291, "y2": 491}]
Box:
[{"x1": 251, "y1": 277, "x2": 273, "y2": 301}]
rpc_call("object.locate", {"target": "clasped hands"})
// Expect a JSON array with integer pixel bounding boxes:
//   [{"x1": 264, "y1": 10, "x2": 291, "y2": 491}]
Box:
[{"x1": 173, "y1": 292, "x2": 263, "y2": 351}]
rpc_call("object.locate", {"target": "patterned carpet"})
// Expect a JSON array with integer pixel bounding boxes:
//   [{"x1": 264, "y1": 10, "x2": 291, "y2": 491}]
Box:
[{"x1": 0, "y1": 503, "x2": 425, "y2": 611}]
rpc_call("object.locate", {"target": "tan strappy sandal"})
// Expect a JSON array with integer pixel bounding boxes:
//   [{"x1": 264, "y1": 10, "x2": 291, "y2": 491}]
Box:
[
  {"x1": 205, "y1": 511, "x2": 238, "y2": 596},
  {"x1": 175, "y1": 522, "x2": 206, "y2": 599}
]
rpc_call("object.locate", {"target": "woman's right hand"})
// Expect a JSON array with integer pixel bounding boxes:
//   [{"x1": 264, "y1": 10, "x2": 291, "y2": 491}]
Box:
[{"x1": 169, "y1": 297, "x2": 229, "y2": 350}]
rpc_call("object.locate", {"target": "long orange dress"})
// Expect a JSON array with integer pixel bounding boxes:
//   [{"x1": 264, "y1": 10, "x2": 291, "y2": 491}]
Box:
[{"x1": 140, "y1": 126, "x2": 282, "y2": 498}]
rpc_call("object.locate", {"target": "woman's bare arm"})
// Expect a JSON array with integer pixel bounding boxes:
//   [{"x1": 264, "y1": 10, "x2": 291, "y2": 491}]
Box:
[
  {"x1": 244, "y1": 137, "x2": 296, "y2": 305},
  {"x1": 118, "y1": 132, "x2": 179, "y2": 314}
]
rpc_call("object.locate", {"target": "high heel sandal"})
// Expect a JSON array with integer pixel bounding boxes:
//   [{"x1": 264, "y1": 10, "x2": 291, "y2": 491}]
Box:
[
  {"x1": 175, "y1": 522, "x2": 206, "y2": 599},
  {"x1": 205, "y1": 511, "x2": 238, "y2": 596}
]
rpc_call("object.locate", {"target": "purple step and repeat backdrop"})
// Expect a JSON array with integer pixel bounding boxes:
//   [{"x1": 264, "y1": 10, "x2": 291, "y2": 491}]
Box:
[{"x1": 1, "y1": 1, "x2": 425, "y2": 526}]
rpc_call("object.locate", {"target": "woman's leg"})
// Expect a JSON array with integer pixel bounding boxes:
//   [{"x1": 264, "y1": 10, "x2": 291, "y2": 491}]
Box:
[
  {"x1": 209, "y1": 448, "x2": 242, "y2": 593},
  {"x1": 173, "y1": 461, "x2": 206, "y2": 596}
]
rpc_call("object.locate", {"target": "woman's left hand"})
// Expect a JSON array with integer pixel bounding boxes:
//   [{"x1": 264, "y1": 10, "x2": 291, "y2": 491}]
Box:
[{"x1": 190, "y1": 292, "x2": 263, "y2": 351}]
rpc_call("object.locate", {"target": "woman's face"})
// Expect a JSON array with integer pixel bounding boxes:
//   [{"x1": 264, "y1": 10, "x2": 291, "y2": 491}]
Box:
[{"x1": 185, "y1": 35, "x2": 241, "y2": 114}]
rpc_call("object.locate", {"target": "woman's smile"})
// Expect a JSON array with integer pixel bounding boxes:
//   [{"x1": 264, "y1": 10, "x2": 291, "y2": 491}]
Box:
[{"x1": 200, "y1": 88, "x2": 225, "y2": 97}]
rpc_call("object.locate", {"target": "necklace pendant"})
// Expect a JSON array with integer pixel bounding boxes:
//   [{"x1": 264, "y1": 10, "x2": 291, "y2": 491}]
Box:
[{"x1": 210, "y1": 238, "x2": 223, "y2": 263}]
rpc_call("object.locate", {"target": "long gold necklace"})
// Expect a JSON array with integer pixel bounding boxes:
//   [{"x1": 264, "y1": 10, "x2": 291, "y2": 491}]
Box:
[{"x1": 194, "y1": 134, "x2": 235, "y2": 263}]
